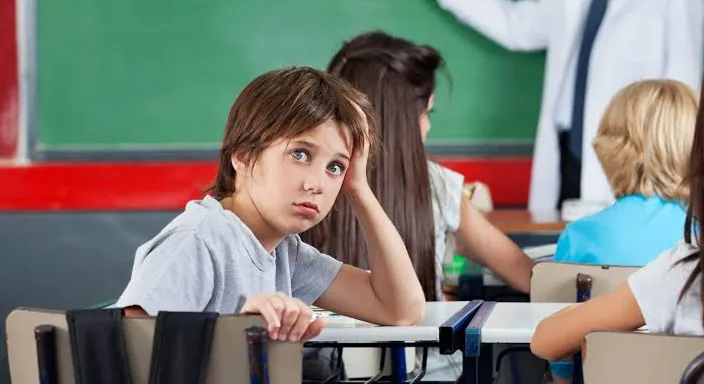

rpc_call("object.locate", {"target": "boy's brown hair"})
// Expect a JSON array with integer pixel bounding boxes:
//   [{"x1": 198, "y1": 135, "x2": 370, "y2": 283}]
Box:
[{"x1": 208, "y1": 67, "x2": 377, "y2": 199}]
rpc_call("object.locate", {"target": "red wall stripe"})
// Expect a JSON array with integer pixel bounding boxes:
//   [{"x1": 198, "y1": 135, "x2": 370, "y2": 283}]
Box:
[
  {"x1": 435, "y1": 157, "x2": 531, "y2": 207},
  {"x1": 0, "y1": 159, "x2": 531, "y2": 211},
  {"x1": 0, "y1": 0, "x2": 19, "y2": 158}
]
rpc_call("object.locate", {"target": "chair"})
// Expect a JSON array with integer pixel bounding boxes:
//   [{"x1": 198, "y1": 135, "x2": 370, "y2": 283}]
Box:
[
  {"x1": 6, "y1": 306, "x2": 302, "y2": 383},
  {"x1": 487, "y1": 262, "x2": 640, "y2": 383},
  {"x1": 583, "y1": 331, "x2": 704, "y2": 384},
  {"x1": 530, "y1": 262, "x2": 639, "y2": 303}
]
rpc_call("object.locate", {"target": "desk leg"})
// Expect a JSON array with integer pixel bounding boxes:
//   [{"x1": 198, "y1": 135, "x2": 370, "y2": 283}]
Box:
[
  {"x1": 391, "y1": 346, "x2": 408, "y2": 383},
  {"x1": 478, "y1": 344, "x2": 493, "y2": 384},
  {"x1": 462, "y1": 356, "x2": 477, "y2": 384}
]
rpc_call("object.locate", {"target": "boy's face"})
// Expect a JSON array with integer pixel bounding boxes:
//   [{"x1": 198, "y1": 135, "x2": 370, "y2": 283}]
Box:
[{"x1": 235, "y1": 120, "x2": 352, "y2": 237}]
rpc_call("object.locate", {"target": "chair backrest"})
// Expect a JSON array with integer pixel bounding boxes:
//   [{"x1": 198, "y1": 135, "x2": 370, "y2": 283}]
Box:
[
  {"x1": 530, "y1": 262, "x2": 639, "y2": 302},
  {"x1": 6, "y1": 307, "x2": 302, "y2": 384},
  {"x1": 583, "y1": 331, "x2": 704, "y2": 384}
]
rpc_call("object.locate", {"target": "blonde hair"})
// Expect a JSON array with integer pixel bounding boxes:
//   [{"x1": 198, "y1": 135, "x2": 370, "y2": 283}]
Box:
[{"x1": 593, "y1": 79, "x2": 698, "y2": 202}]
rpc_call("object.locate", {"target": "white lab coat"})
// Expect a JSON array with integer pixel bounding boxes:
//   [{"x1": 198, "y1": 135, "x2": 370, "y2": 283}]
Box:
[{"x1": 437, "y1": 0, "x2": 703, "y2": 211}]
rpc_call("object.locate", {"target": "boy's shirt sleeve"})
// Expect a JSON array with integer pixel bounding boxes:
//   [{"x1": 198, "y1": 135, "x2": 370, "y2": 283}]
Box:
[
  {"x1": 290, "y1": 236, "x2": 343, "y2": 305},
  {"x1": 115, "y1": 230, "x2": 215, "y2": 316}
]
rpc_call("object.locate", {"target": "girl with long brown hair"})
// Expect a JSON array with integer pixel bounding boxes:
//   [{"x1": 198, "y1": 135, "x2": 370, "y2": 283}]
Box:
[
  {"x1": 302, "y1": 31, "x2": 534, "y2": 302},
  {"x1": 301, "y1": 31, "x2": 535, "y2": 380}
]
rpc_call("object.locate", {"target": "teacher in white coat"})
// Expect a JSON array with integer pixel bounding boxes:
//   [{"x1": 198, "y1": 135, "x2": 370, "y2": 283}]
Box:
[{"x1": 437, "y1": 0, "x2": 703, "y2": 211}]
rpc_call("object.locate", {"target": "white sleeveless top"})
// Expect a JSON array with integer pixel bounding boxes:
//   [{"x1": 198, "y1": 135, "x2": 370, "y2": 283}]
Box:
[{"x1": 428, "y1": 161, "x2": 464, "y2": 300}]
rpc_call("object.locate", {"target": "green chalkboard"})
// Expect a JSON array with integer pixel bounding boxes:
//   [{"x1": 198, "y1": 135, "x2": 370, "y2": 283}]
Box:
[{"x1": 37, "y1": 0, "x2": 545, "y2": 152}]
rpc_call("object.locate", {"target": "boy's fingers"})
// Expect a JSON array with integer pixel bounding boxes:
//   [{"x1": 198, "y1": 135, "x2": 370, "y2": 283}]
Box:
[{"x1": 300, "y1": 317, "x2": 325, "y2": 342}]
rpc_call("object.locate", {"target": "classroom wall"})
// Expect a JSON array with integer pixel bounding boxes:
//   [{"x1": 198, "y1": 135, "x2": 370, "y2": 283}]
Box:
[
  {"x1": 32, "y1": 0, "x2": 544, "y2": 158},
  {"x1": 1, "y1": 0, "x2": 546, "y2": 209},
  {"x1": 0, "y1": 0, "x2": 18, "y2": 158}
]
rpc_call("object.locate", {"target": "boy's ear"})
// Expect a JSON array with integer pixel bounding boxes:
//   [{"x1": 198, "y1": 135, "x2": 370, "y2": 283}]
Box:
[{"x1": 230, "y1": 152, "x2": 248, "y2": 173}]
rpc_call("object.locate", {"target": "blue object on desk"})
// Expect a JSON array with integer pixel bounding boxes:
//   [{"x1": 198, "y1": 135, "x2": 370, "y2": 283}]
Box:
[
  {"x1": 464, "y1": 302, "x2": 496, "y2": 357},
  {"x1": 439, "y1": 300, "x2": 484, "y2": 355}
]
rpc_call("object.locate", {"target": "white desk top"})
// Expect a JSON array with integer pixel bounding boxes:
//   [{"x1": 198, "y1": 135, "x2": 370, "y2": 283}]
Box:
[
  {"x1": 480, "y1": 302, "x2": 570, "y2": 344},
  {"x1": 310, "y1": 301, "x2": 470, "y2": 343}
]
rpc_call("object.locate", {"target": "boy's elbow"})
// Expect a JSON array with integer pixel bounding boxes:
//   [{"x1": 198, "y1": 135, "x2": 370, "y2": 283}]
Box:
[
  {"x1": 530, "y1": 322, "x2": 562, "y2": 362},
  {"x1": 387, "y1": 299, "x2": 426, "y2": 326},
  {"x1": 530, "y1": 339, "x2": 555, "y2": 362}
]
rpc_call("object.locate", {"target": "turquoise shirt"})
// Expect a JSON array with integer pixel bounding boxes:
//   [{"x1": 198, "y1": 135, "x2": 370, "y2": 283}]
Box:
[{"x1": 554, "y1": 195, "x2": 687, "y2": 266}]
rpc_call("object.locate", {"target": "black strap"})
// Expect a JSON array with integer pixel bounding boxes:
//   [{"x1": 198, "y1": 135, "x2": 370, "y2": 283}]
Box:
[
  {"x1": 66, "y1": 308, "x2": 133, "y2": 384},
  {"x1": 148, "y1": 311, "x2": 219, "y2": 384}
]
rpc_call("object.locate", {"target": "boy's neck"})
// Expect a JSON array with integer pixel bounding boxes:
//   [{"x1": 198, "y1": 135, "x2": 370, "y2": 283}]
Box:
[{"x1": 220, "y1": 195, "x2": 282, "y2": 254}]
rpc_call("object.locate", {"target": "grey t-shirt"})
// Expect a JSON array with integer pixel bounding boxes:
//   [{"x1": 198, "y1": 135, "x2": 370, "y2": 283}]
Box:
[
  {"x1": 629, "y1": 240, "x2": 703, "y2": 335},
  {"x1": 115, "y1": 195, "x2": 343, "y2": 316}
]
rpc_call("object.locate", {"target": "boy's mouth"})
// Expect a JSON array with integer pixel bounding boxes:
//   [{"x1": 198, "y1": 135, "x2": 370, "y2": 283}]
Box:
[{"x1": 294, "y1": 202, "x2": 320, "y2": 217}]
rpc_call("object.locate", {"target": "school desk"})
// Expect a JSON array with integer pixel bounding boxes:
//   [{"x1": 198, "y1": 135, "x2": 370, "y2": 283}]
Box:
[
  {"x1": 486, "y1": 210, "x2": 565, "y2": 251},
  {"x1": 460, "y1": 301, "x2": 570, "y2": 384},
  {"x1": 486, "y1": 210, "x2": 566, "y2": 235},
  {"x1": 306, "y1": 300, "x2": 484, "y2": 383}
]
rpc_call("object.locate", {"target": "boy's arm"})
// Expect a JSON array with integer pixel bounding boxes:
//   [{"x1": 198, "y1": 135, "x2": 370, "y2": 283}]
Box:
[
  {"x1": 663, "y1": 0, "x2": 703, "y2": 90},
  {"x1": 314, "y1": 186, "x2": 426, "y2": 326}
]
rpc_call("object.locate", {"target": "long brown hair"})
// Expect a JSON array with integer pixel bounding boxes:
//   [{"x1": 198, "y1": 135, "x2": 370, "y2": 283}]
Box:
[
  {"x1": 300, "y1": 32, "x2": 443, "y2": 301},
  {"x1": 206, "y1": 67, "x2": 377, "y2": 199},
  {"x1": 680, "y1": 79, "x2": 704, "y2": 328}
]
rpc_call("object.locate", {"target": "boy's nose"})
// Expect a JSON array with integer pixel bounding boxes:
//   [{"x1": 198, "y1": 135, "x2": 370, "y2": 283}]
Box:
[{"x1": 303, "y1": 176, "x2": 323, "y2": 194}]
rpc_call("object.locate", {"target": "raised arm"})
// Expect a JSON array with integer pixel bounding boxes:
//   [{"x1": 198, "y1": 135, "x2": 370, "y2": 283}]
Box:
[
  {"x1": 454, "y1": 197, "x2": 534, "y2": 293},
  {"x1": 663, "y1": 0, "x2": 703, "y2": 90},
  {"x1": 314, "y1": 186, "x2": 426, "y2": 326},
  {"x1": 314, "y1": 121, "x2": 426, "y2": 326},
  {"x1": 436, "y1": 0, "x2": 550, "y2": 51}
]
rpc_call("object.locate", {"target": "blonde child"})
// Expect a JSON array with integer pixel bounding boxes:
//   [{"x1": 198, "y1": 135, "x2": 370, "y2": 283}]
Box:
[
  {"x1": 549, "y1": 79, "x2": 697, "y2": 382},
  {"x1": 554, "y1": 79, "x2": 696, "y2": 266},
  {"x1": 532, "y1": 79, "x2": 704, "y2": 378}
]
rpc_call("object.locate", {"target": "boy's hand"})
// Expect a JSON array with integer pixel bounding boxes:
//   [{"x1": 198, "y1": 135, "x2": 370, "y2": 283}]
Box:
[
  {"x1": 342, "y1": 103, "x2": 373, "y2": 197},
  {"x1": 341, "y1": 137, "x2": 370, "y2": 196},
  {"x1": 240, "y1": 292, "x2": 324, "y2": 342}
]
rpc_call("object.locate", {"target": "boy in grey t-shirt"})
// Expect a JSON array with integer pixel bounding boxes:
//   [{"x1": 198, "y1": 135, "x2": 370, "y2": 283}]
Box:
[
  {"x1": 115, "y1": 195, "x2": 343, "y2": 315},
  {"x1": 115, "y1": 68, "x2": 426, "y2": 346}
]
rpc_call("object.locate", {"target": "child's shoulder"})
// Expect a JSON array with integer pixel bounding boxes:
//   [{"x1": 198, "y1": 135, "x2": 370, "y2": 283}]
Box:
[
  {"x1": 565, "y1": 196, "x2": 647, "y2": 230},
  {"x1": 427, "y1": 161, "x2": 465, "y2": 202},
  {"x1": 427, "y1": 161, "x2": 463, "y2": 183},
  {"x1": 161, "y1": 196, "x2": 251, "y2": 246}
]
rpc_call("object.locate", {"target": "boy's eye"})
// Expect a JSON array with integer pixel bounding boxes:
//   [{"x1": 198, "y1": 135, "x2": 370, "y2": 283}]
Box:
[
  {"x1": 291, "y1": 150, "x2": 309, "y2": 162},
  {"x1": 327, "y1": 163, "x2": 344, "y2": 176}
]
